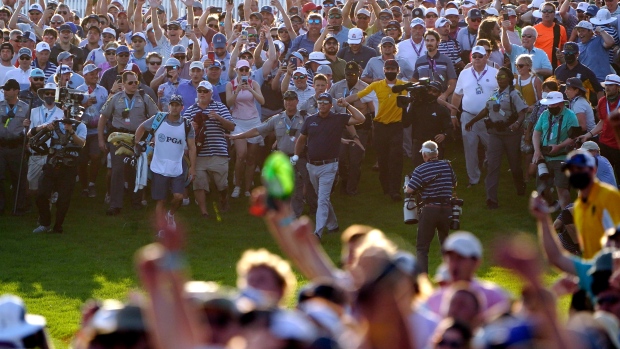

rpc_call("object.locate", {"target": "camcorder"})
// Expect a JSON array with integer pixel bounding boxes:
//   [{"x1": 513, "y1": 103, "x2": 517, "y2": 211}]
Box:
[
  {"x1": 56, "y1": 86, "x2": 87, "y2": 120},
  {"x1": 393, "y1": 78, "x2": 432, "y2": 110},
  {"x1": 30, "y1": 119, "x2": 82, "y2": 167}
]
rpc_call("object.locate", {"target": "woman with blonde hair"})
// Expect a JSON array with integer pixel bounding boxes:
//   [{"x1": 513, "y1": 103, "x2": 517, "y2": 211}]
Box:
[
  {"x1": 514, "y1": 54, "x2": 542, "y2": 109},
  {"x1": 226, "y1": 59, "x2": 265, "y2": 199}
]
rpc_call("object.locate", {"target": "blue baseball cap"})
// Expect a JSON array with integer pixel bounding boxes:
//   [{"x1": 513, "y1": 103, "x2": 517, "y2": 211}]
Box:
[
  {"x1": 30, "y1": 68, "x2": 45, "y2": 78},
  {"x1": 208, "y1": 60, "x2": 223, "y2": 69},
  {"x1": 212, "y1": 33, "x2": 226, "y2": 49},
  {"x1": 563, "y1": 150, "x2": 596, "y2": 170},
  {"x1": 586, "y1": 4, "x2": 599, "y2": 17},
  {"x1": 260, "y1": 5, "x2": 273, "y2": 14},
  {"x1": 317, "y1": 93, "x2": 333, "y2": 103},
  {"x1": 116, "y1": 45, "x2": 130, "y2": 54}
]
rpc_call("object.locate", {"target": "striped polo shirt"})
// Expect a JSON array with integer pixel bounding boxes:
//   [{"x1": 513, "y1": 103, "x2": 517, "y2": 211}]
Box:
[
  {"x1": 438, "y1": 39, "x2": 462, "y2": 66},
  {"x1": 407, "y1": 160, "x2": 456, "y2": 200},
  {"x1": 32, "y1": 59, "x2": 57, "y2": 81},
  {"x1": 182, "y1": 101, "x2": 235, "y2": 158}
]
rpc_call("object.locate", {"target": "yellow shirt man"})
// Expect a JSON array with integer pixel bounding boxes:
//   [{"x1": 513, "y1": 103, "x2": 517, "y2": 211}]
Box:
[{"x1": 356, "y1": 79, "x2": 407, "y2": 124}]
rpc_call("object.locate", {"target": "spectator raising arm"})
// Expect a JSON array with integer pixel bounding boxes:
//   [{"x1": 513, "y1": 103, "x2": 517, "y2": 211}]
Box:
[
  {"x1": 133, "y1": 0, "x2": 145, "y2": 34},
  {"x1": 280, "y1": 64, "x2": 295, "y2": 93},
  {"x1": 149, "y1": 0, "x2": 164, "y2": 42},
  {"x1": 224, "y1": 2, "x2": 234, "y2": 39},
  {"x1": 342, "y1": 0, "x2": 356, "y2": 29},
  {"x1": 170, "y1": 0, "x2": 179, "y2": 22},
  {"x1": 271, "y1": 0, "x2": 297, "y2": 40},
  {"x1": 244, "y1": 0, "x2": 252, "y2": 24}
]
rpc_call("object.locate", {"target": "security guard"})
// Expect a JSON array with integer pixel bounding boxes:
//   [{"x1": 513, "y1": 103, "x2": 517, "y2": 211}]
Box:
[
  {"x1": 98, "y1": 71, "x2": 159, "y2": 215},
  {"x1": 31, "y1": 107, "x2": 87, "y2": 233},
  {"x1": 0, "y1": 79, "x2": 30, "y2": 215},
  {"x1": 229, "y1": 90, "x2": 317, "y2": 218},
  {"x1": 329, "y1": 61, "x2": 375, "y2": 195},
  {"x1": 406, "y1": 140, "x2": 457, "y2": 274},
  {"x1": 403, "y1": 81, "x2": 453, "y2": 169}
]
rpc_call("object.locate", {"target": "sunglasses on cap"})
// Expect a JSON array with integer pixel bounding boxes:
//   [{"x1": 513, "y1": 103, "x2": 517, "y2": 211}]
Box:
[{"x1": 308, "y1": 18, "x2": 321, "y2": 24}]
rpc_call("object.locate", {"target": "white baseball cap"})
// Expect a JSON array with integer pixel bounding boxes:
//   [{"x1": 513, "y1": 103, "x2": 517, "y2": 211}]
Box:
[
  {"x1": 197, "y1": 81, "x2": 213, "y2": 91},
  {"x1": 356, "y1": 8, "x2": 371, "y2": 17},
  {"x1": 574, "y1": 20, "x2": 594, "y2": 30},
  {"x1": 293, "y1": 67, "x2": 308, "y2": 76},
  {"x1": 444, "y1": 8, "x2": 459, "y2": 16},
  {"x1": 435, "y1": 17, "x2": 450, "y2": 28},
  {"x1": 443, "y1": 231, "x2": 482, "y2": 258},
  {"x1": 482, "y1": 7, "x2": 499, "y2": 16},
  {"x1": 28, "y1": 4, "x2": 43, "y2": 12},
  {"x1": 425, "y1": 7, "x2": 439, "y2": 16},
  {"x1": 189, "y1": 61, "x2": 203, "y2": 70},
  {"x1": 102, "y1": 27, "x2": 116, "y2": 36},
  {"x1": 576, "y1": 2, "x2": 589, "y2": 12},
  {"x1": 35, "y1": 42, "x2": 50, "y2": 52},
  {"x1": 471, "y1": 45, "x2": 486, "y2": 56},
  {"x1": 580, "y1": 141, "x2": 601, "y2": 151},
  {"x1": 410, "y1": 17, "x2": 426, "y2": 28},
  {"x1": 348, "y1": 28, "x2": 363, "y2": 44}
]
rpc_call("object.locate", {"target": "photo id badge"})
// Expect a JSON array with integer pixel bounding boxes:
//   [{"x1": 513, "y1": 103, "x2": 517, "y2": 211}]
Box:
[{"x1": 476, "y1": 86, "x2": 483, "y2": 95}]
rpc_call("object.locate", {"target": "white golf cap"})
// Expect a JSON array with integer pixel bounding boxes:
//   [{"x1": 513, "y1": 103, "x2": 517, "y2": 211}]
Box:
[
  {"x1": 189, "y1": 61, "x2": 203, "y2": 70},
  {"x1": 471, "y1": 45, "x2": 486, "y2": 55},
  {"x1": 410, "y1": 17, "x2": 426, "y2": 28},
  {"x1": 443, "y1": 231, "x2": 482, "y2": 258},
  {"x1": 603, "y1": 74, "x2": 620, "y2": 85},
  {"x1": 435, "y1": 17, "x2": 450, "y2": 28},
  {"x1": 539, "y1": 91, "x2": 566, "y2": 105},
  {"x1": 347, "y1": 28, "x2": 364, "y2": 44},
  {"x1": 444, "y1": 8, "x2": 459, "y2": 16},
  {"x1": 574, "y1": 20, "x2": 594, "y2": 30},
  {"x1": 580, "y1": 141, "x2": 600, "y2": 151},
  {"x1": 197, "y1": 81, "x2": 213, "y2": 90},
  {"x1": 576, "y1": 2, "x2": 589, "y2": 12},
  {"x1": 293, "y1": 67, "x2": 308, "y2": 76},
  {"x1": 35, "y1": 42, "x2": 50, "y2": 52},
  {"x1": 356, "y1": 8, "x2": 371, "y2": 17}
]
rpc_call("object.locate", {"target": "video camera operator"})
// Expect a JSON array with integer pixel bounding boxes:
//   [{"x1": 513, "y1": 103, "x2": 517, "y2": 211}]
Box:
[
  {"x1": 29, "y1": 86, "x2": 86, "y2": 233},
  {"x1": 405, "y1": 140, "x2": 457, "y2": 274},
  {"x1": 402, "y1": 80, "x2": 453, "y2": 168}
]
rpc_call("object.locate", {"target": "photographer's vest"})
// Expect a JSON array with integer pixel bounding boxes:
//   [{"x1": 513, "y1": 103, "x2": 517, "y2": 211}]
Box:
[{"x1": 150, "y1": 120, "x2": 187, "y2": 177}]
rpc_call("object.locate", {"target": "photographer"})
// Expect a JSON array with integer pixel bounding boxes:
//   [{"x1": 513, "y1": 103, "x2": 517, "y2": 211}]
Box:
[
  {"x1": 465, "y1": 67, "x2": 529, "y2": 209},
  {"x1": 532, "y1": 91, "x2": 579, "y2": 210},
  {"x1": 405, "y1": 140, "x2": 457, "y2": 274},
  {"x1": 30, "y1": 106, "x2": 86, "y2": 234},
  {"x1": 403, "y1": 80, "x2": 453, "y2": 168}
]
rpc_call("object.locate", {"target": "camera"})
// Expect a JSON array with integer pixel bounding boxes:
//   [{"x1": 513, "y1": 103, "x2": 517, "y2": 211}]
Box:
[
  {"x1": 537, "y1": 159, "x2": 549, "y2": 180},
  {"x1": 449, "y1": 197, "x2": 464, "y2": 230},
  {"x1": 48, "y1": 144, "x2": 81, "y2": 167},
  {"x1": 394, "y1": 78, "x2": 432, "y2": 109},
  {"x1": 57, "y1": 86, "x2": 87, "y2": 120}
]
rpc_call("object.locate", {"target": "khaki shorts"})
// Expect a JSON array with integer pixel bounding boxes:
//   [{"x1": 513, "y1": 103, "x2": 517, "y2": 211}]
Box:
[
  {"x1": 27, "y1": 155, "x2": 47, "y2": 190},
  {"x1": 193, "y1": 156, "x2": 229, "y2": 192}
]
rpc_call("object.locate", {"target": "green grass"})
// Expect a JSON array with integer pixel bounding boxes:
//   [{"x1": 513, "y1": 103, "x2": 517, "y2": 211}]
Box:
[{"x1": 0, "y1": 141, "x2": 564, "y2": 348}]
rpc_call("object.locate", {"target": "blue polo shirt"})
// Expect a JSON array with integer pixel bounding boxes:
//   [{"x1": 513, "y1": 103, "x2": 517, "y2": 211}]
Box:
[
  {"x1": 507, "y1": 44, "x2": 552, "y2": 74},
  {"x1": 300, "y1": 112, "x2": 350, "y2": 161},
  {"x1": 578, "y1": 36, "x2": 614, "y2": 82},
  {"x1": 290, "y1": 33, "x2": 319, "y2": 53}
]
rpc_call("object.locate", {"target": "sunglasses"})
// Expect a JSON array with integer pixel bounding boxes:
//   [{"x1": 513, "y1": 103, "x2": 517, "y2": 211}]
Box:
[
  {"x1": 248, "y1": 33, "x2": 258, "y2": 37},
  {"x1": 357, "y1": 15, "x2": 369, "y2": 20},
  {"x1": 541, "y1": 9, "x2": 554, "y2": 13},
  {"x1": 381, "y1": 43, "x2": 394, "y2": 47},
  {"x1": 3, "y1": 37, "x2": 8, "y2": 41},
  {"x1": 33, "y1": 77, "x2": 45, "y2": 82},
  {"x1": 308, "y1": 18, "x2": 322, "y2": 24},
  {"x1": 105, "y1": 51, "x2": 116, "y2": 55},
  {"x1": 50, "y1": 21, "x2": 63, "y2": 24},
  {"x1": 563, "y1": 51, "x2": 577, "y2": 55},
  {"x1": 148, "y1": 61, "x2": 162, "y2": 65},
  {"x1": 470, "y1": 18, "x2": 481, "y2": 22},
  {"x1": 278, "y1": 29, "x2": 288, "y2": 33},
  {"x1": 522, "y1": 34, "x2": 534, "y2": 38},
  {"x1": 174, "y1": 55, "x2": 186, "y2": 60},
  {"x1": 426, "y1": 14, "x2": 438, "y2": 18},
  {"x1": 577, "y1": 9, "x2": 585, "y2": 13},
  {"x1": 197, "y1": 89, "x2": 212, "y2": 93},
  {"x1": 323, "y1": 3, "x2": 336, "y2": 6},
  {"x1": 329, "y1": 14, "x2": 342, "y2": 19},
  {"x1": 57, "y1": 11, "x2": 67, "y2": 15},
  {"x1": 157, "y1": 10, "x2": 164, "y2": 14},
  {"x1": 118, "y1": 53, "x2": 130, "y2": 57},
  {"x1": 238, "y1": 67, "x2": 250, "y2": 72},
  {"x1": 166, "y1": 66, "x2": 178, "y2": 70},
  {"x1": 125, "y1": 80, "x2": 138, "y2": 85},
  {"x1": 293, "y1": 75, "x2": 306, "y2": 79},
  {"x1": 386, "y1": 27, "x2": 399, "y2": 31},
  {"x1": 317, "y1": 100, "x2": 331, "y2": 104},
  {"x1": 19, "y1": 56, "x2": 31, "y2": 60},
  {"x1": 208, "y1": 24, "x2": 218, "y2": 28},
  {"x1": 168, "y1": 25, "x2": 180, "y2": 30},
  {"x1": 517, "y1": 63, "x2": 529, "y2": 68},
  {"x1": 379, "y1": 16, "x2": 392, "y2": 20},
  {"x1": 472, "y1": 54, "x2": 484, "y2": 59}
]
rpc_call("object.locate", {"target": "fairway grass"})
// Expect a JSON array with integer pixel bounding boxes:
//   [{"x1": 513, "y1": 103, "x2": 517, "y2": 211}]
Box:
[{"x1": 0, "y1": 141, "x2": 565, "y2": 348}]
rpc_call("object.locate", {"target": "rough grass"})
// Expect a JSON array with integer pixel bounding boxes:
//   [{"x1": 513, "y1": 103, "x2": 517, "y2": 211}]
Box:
[{"x1": 0, "y1": 140, "x2": 568, "y2": 348}]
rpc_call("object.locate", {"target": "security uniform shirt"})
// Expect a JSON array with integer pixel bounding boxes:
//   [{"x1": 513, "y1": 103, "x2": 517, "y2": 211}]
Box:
[
  {"x1": 300, "y1": 112, "x2": 350, "y2": 162},
  {"x1": 574, "y1": 180, "x2": 620, "y2": 259},
  {"x1": 100, "y1": 91, "x2": 159, "y2": 133},
  {"x1": 329, "y1": 79, "x2": 376, "y2": 115},
  {"x1": 356, "y1": 79, "x2": 407, "y2": 124},
  {"x1": 256, "y1": 111, "x2": 306, "y2": 156},
  {"x1": 0, "y1": 100, "x2": 29, "y2": 146},
  {"x1": 485, "y1": 87, "x2": 528, "y2": 135}
]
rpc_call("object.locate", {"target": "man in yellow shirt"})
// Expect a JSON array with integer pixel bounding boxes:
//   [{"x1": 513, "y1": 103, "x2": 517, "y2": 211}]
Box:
[
  {"x1": 345, "y1": 59, "x2": 407, "y2": 201},
  {"x1": 564, "y1": 150, "x2": 620, "y2": 259}
]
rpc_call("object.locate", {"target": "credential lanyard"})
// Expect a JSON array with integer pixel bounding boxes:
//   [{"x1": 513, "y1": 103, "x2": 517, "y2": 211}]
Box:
[
  {"x1": 4, "y1": 105, "x2": 17, "y2": 127},
  {"x1": 410, "y1": 38, "x2": 424, "y2": 57},
  {"x1": 472, "y1": 68, "x2": 488, "y2": 87},
  {"x1": 41, "y1": 106, "x2": 57, "y2": 124},
  {"x1": 606, "y1": 99, "x2": 619, "y2": 118}
]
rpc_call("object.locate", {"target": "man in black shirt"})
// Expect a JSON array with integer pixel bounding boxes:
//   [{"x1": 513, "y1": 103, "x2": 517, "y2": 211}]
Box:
[
  {"x1": 294, "y1": 93, "x2": 365, "y2": 238},
  {"x1": 555, "y1": 41, "x2": 605, "y2": 106},
  {"x1": 404, "y1": 81, "x2": 453, "y2": 168},
  {"x1": 49, "y1": 24, "x2": 85, "y2": 71}
]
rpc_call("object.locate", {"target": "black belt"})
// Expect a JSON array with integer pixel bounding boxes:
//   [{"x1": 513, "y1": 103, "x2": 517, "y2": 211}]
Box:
[{"x1": 309, "y1": 158, "x2": 338, "y2": 166}]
